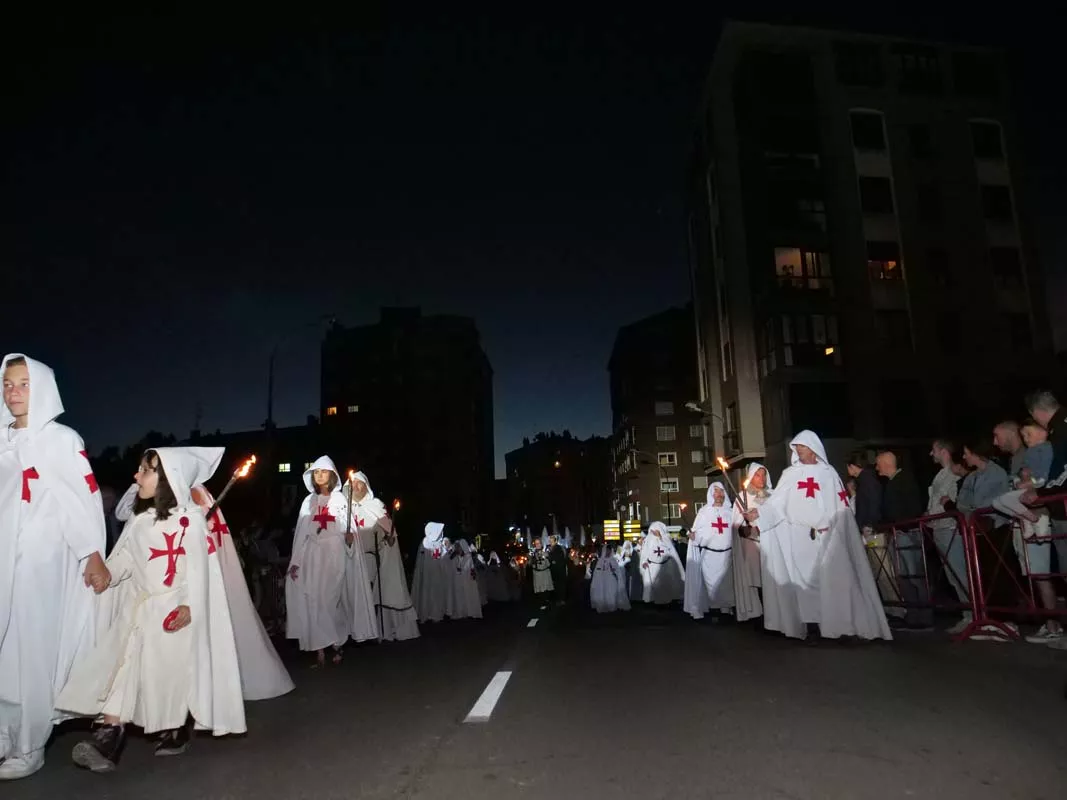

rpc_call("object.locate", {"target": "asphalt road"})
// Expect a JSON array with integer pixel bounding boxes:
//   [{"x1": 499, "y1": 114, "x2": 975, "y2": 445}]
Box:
[{"x1": 8, "y1": 600, "x2": 1067, "y2": 800}]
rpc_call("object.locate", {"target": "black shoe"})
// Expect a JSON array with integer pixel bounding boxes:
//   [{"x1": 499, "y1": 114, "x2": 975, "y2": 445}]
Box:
[
  {"x1": 72, "y1": 724, "x2": 125, "y2": 773},
  {"x1": 154, "y1": 722, "x2": 192, "y2": 757}
]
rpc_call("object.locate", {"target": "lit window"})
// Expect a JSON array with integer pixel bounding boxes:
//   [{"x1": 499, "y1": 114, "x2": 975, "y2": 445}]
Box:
[
  {"x1": 278, "y1": 463, "x2": 291, "y2": 473},
  {"x1": 660, "y1": 478, "x2": 680, "y2": 493},
  {"x1": 326, "y1": 406, "x2": 338, "y2": 416},
  {"x1": 347, "y1": 405, "x2": 359, "y2": 413},
  {"x1": 691, "y1": 450, "x2": 704, "y2": 464},
  {"x1": 304, "y1": 462, "x2": 313, "y2": 470},
  {"x1": 657, "y1": 452, "x2": 678, "y2": 467},
  {"x1": 693, "y1": 476, "x2": 709, "y2": 490},
  {"x1": 867, "y1": 241, "x2": 903, "y2": 281}
]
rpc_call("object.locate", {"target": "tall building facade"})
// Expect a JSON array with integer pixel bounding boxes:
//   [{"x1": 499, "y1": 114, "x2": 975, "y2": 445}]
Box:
[
  {"x1": 320, "y1": 308, "x2": 494, "y2": 535},
  {"x1": 688, "y1": 21, "x2": 1053, "y2": 478},
  {"x1": 609, "y1": 306, "x2": 708, "y2": 530},
  {"x1": 505, "y1": 432, "x2": 612, "y2": 536}
]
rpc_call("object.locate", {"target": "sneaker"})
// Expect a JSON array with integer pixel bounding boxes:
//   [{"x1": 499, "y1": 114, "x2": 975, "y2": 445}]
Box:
[
  {"x1": 946, "y1": 613, "x2": 974, "y2": 635},
  {"x1": 154, "y1": 723, "x2": 191, "y2": 757},
  {"x1": 1025, "y1": 624, "x2": 1064, "y2": 644},
  {"x1": 72, "y1": 724, "x2": 125, "y2": 773},
  {"x1": 0, "y1": 750, "x2": 44, "y2": 780},
  {"x1": 969, "y1": 622, "x2": 1019, "y2": 642},
  {"x1": 1048, "y1": 636, "x2": 1067, "y2": 651}
]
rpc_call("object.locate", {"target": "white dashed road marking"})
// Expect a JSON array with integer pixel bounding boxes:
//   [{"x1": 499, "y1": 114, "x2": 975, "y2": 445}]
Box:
[
  {"x1": 464, "y1": 671, "x2": 513, "y2": 723},
  {"x1": 527, "y1": 618, "x2": 539, "y2": 628}
]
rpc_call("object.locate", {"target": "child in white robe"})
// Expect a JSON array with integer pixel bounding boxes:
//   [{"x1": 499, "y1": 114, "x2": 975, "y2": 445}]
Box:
[{"x1": 57, "y1": 447, "x2": 244, "y2": 772}]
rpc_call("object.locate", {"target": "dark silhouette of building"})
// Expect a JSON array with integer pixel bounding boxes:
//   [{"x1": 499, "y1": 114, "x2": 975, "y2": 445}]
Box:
[
  {"x1": 320, "y1": 308, "x2": 494, "y2": 536},
  {"x1": 505, "y1": 431, "x2": 612, "y2": 536},
  {"x1": 609, "y1": 306, "x2": 708, "y2": 529},
  {"x1": 687, "y1": 21, "x2": 1054, "y2": 478}
]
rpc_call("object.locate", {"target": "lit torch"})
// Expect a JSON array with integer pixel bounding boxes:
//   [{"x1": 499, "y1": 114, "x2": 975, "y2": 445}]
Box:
[
  {"x1": 393, "y1": 498, "x2": 401, "y2": 512},
  {"x1": 716, "y1": 456, "x2": 744, "y2": 509},
  {"x1": 205, "y1": 455, "x2": 256, "y2": 518}
]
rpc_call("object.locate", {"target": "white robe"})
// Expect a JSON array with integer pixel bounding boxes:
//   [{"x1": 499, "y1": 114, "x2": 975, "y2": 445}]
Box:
[
  {"x1": 758, "y1": 431, "x2": 892, "y2": 641},
  {"x1": 412, "y1": 525, "x2": 448, "y2": 622},
  {"x1": 590, "y1": 548, "x2": 629, "y2": 613},
  {"x1": 449, "y1": 542, "x2": 483, "y2": 619},
  {"x1": 57, "y1": 447, "x2": 245, "y2": 736},
  {"x1": 0, "y1": 355, "x2": 105, "y2": 760},
  {"x1": 350, "y1": 489, "x2": 419, "y2": 642},
  {"x1": 640, "y1": 525, "x2": 685, "y2": 604},
  {"x1": 286, "y1": 487, "x2": 349, "y2": 652},
  {"x1": 683, "y1": 537, "x2": 711, "y2": 619},
  {"x1": 731, "y1": 467, "x2": 772, "y2": 623},
  {"x1": 531, "y1": 550, "x2": 554, "y2": 595}
]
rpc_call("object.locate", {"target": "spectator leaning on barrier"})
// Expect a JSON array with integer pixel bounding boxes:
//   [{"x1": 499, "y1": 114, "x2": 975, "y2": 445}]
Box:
[
  {"x1": 953, "y1": 438, "x2": 1012, "y2": 529},
  {"x1": 993, "y1": 421, "x2": 1027, "y2": 477},
  {"x1": 846, "y1": 450, "x2": 883, "y2": 533},
  {"x1": 877, "y1": 450, "x2": 931, "y2": 630},
  {"x1": 927, "y1": 439, "x2": 971, "y2": 635}
]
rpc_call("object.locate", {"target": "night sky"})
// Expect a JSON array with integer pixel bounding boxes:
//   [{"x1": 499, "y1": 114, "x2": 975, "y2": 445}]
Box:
[{"x1": 5, "y1": 7, "x2": 1063, "y2": 476}]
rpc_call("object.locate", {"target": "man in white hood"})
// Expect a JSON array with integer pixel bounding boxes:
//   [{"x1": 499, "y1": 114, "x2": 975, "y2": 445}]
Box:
[
  {"x1": 0, "y1": 354, "x2": 109, "y2": 780},
  {"x1": 689, "y1": 482, "x2": 735, "y2": 618},
  {"x1": 743, "y1": 431, "x2": 891, "y2": 642}
]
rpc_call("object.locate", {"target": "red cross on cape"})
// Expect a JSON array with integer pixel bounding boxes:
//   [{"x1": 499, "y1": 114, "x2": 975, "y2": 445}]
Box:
[
  {"x1": 78, "y1": 450, "x2": 99, "y2": 494},
  {"x1": 711, "y1": 517, "x2": 728, "y2": 534},
  {"x1": 21, "y1": 467, "x2": 39, "y2": 502},
  {"x1": 312, "y1": 504, "x2": 336, "y2": 532},
  {"x1": 797, "y1": 477, "x2": 820, "y2": 498},
  {"x1": 149, "y1": 530, "x2": 187, "y2": 587}
]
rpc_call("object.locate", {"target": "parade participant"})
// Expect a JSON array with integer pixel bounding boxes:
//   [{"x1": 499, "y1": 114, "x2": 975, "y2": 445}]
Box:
[
  {"x1": 531, "y1": 537, "x2": 555, "y2": 600},
  {"x1": 412, "y1": 523, "x2": 448, "y2": 622},
  {"x1": 640, "y1": 522, "x2": 685, "y2": 604},
  {"x1": 730, "y1": 463, "x2": 773, "y2": 623},
  {"x1": 690, "y1": 482, "x2": 734, "y2": 618},
  {"x1": 0, "y1": 354, "x2": 109, "y2": 780}
]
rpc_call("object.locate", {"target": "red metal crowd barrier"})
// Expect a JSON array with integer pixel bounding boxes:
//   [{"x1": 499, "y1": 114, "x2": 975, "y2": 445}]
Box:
[{"x1": 872, "y1": 493, "x2": 1067, "y2": 642}]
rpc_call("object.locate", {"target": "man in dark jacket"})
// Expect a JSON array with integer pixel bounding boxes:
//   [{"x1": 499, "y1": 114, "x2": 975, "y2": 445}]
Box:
[
  {"x1": 846, "y1": 451, "x2": 883, "y2": 533},
  {"x1": 547, "y1": 535, "x2": 568, "y2": 604},
  {"x1": 877, "y1": 450, "x2": 931, "y2": 629}
]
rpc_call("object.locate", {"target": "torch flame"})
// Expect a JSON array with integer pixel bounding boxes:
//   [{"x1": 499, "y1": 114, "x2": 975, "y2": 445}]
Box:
[
  {"x1": 348, "y1": 469, "x2": 356, "y2": 483},
  {"x1": 716, "y1": 456, "x2": 728, "y2": 470},
  {"x1": 743, "y1": 478, "x2": 749, "y2": 489},
  {"x1": 235, "y1": 455, "x2": 257, "y2": 479},
  {"x1": 393, "y1": 498, "x2": 401, "y2": 511}
]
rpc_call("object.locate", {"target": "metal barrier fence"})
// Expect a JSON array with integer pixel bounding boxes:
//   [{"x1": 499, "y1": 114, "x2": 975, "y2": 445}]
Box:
[{"x1": 873, "y1": 492, "x2": 1067, "y2": 642}]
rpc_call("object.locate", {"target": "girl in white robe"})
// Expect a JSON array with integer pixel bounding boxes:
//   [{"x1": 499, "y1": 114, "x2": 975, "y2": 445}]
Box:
[
  {"x1": 730, "y1": 463, "x2": 773, "y2": 623},
  {"x1": 640, "y1": 522, "x2": 685, "y2": 604},
  {"x1": 531, "y1": 540, "x2": 555, "y2": 597},
  {"x1": 57, "y1": 447, "x2": 245, "y2": 772},
  {"x1": 285, "y1": 456, "x2": 350, "y2": 666},
  {"x1": 412, "y1": 523, "x2": 448, "y2": 622},
  {"x1": 690, "y1": 482, "x2": 735, "y2": 616},
  {"x1": 449, "y1": 540, "x2": 483, "y2": 620}
]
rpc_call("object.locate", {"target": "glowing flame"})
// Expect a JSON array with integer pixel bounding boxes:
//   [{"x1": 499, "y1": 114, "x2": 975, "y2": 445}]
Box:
[
  {"x1": 743, "y1": 478, "x2": 749, "y2": 490},
  {"x1": 235, "y1": 455, "x2": 257, "y2": 479},
  {"x1": 393, "y1": 498, "x2": 402, "y2": 511},
  {"x1": 680, "y1": 502, "x2": 688, "y2": 510},
  {"x1": 348, "y1": 469, "x2": 356, "y2": 483},
  {"x1": 716, "y1": 456, "x2": 728, "y2": 471}
]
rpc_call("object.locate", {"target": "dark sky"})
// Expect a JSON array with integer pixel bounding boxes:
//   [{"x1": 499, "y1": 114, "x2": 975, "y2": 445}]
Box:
[{"x1": 4, "y1": 6, "x2": 1063, "y2": 476}]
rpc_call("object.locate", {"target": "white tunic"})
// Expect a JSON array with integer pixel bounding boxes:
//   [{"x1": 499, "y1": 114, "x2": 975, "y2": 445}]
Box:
[
  {"x1": 691, "y1": 500, "x2": 735, "y2": 613},
  {"x1": 0, "y1": 354, "x2": 105, "y2": 761},
  {"x1": 730, "y1": 463, "x2": 774, "y2": 622},
  {"x1": 448, "y1": 541, "x2": 483, "y2": 619},
  {"x1": 590, "y1": 548, "x2": 629, "y2": 613},
  {"x1": 531, "y1": 550, "x2": 554, "y2": 594},
  {"x1": 286, "y1": 487, "x2": 349, "y2": 652},
  {"x1": 640, "y1": 523, "x2": 685, "y2": 604}
]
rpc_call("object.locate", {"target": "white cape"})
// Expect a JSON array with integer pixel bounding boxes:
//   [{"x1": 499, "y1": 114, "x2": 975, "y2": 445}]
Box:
[
  {"x1": 0, "y1": 354, "x2": 106, "y2": 760},
  {"x1": 731, "y1": 463, "x2": 773, "y2": 622},
  {"x1": 412, "y1": 523, "x2": 448, "y2": 622},
  {"x1": 688, "y1": 482, "x2": 734, "y2": 617},
  {"x1": 448, "y1": 541, "x2": 483, "y2": 620},
  {"x1": 590, "y1": 547, "x2": 629, "y2": 613},
  {"x1": 640, "y1": 523, "x2": 685, "y2": 604},
  {"x1": 758, "y1": 431, "x2": 892, "y2": 641}
]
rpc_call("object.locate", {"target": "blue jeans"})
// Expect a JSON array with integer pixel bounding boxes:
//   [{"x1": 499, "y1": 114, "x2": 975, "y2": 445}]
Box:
[{"x1": 893, "y1": 528, "x2": 933, "y2": 626}]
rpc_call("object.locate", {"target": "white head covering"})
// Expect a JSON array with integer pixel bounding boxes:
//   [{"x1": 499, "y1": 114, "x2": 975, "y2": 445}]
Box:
[
  {"x1": 745, "y1": 461, "x2": 774, "y2": 491},
  {"x1": 707, "y1": 481, "x2": 727, "y2": 507},
  {"x1": 1, "y1": 353, "x2": 64, "y2": 433},
  {"x1": 489, "y1": 551, "x2": 501, "y2": 565},
  {"x1": 153, "y1": 447, "x2": 224, "y2": 506},
  {"x1": 303, "y1": 455, "x2": 342, "y2": 494},
  {"x1": 423, "y1": 521, "x2": 445, "y2": 549},
  {"x1": 789, "y1": 430, "x2": 829, "y2": 466}
]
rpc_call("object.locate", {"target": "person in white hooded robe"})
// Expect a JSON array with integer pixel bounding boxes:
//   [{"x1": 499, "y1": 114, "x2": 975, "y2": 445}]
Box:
[
  {"x1": 114, "y1": 482, "x2": 294, "y2": 701},
  {"x1": 743, "y1": 431, "x2": 891, "y2": 642},
  {"x1": 285, "y1": 456, "x2": 352, "y2": 666},
  {"x1": 688, "y1": 482, "x2": 735, "y2": 618},
  {"x1": 57, "y1": 447, "x2": 245, "y2": 772},
  {"x1": 640, "y1": 522, "x2": 685, "y2": 604},
  {"x1": 590, "y1": 545, "x2": 630, "y2": 613},
  {"x1": 0, "y1": 354, "x2": 109, "y2": 780},
  {"x1": 530, "y1": 537, "x2": 555, "y2": 598},
  {"x1": 412, "y1": 522, "x2": 448, "y2": 622},
  {"x1": 730, "y1": 463, "x2": 773, "y2": 623},
  {"x1": 449, "y1": 540, "x2": 483, "y2": 620},
  {"x1": 344, "y1": 471, "x2": 418, "y2": 642}
]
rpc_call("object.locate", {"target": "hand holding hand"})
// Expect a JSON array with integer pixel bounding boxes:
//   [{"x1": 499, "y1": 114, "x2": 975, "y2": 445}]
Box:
[{"x1": 83, "y1": 552, "x2": 111, "y2": 594}]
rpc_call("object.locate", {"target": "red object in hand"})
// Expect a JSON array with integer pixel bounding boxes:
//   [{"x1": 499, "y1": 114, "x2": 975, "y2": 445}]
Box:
[{"x1": 163, "y1": 609, "x2": 180, "y2": 632}]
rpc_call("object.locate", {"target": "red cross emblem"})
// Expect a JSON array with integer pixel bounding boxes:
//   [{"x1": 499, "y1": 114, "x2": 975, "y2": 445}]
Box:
[
  {"x1": 78, "y1": 450, "x2": 99, "y2": 494},
  {"x1": 356, "y1": 516, "x2": 366, "y2": 529},
  {"x1": 312, "y1": 504, "x2": 335, "y2": 532},
  {"x1": 206, "y1": 535, "x2": 217, "y2": 555},
  {"x1": 838, "y1": 489, "x2": 849, "y2": 504},
  {"x1": 797, "y1": 477, "x2": 820, "y2": 498},
  {"x1": 149, "y1": 529, "x2": 187, "y2": 587},
  {"x1": 208, "y1": 509, "x2": 230, "y2": 547},
  {"x1": 21, "y1": 467, "x2": 39, "y2": 502},
  {"x1": 432, "y1": 548, "x2": 441, "y2": 559},
  {"x1": 653, "y1": 546, "x2": 665, "y2": 557},
  {"x1": 711, "y1": 517, "x2": 728, "y2": 534}
]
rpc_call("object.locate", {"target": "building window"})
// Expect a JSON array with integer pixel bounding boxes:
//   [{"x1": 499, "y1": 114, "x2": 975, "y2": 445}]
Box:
[
  {"x1": 953, "y1": 51, "x2": 999, "y2": 97},
  {"x1": 664, "y1": 503, "x2": 683, "y2": 519},
  {"x1": 981, "y1": 185, "x2": 1014, "y2": 222},
  {"x1": 325, "y1": 406, "x2": 338, "y2": 416},
  {"x1": 917, "y1": 184, "x2": 943, "y2": 228},
  {"x1": 654, "y1": 401, "x2": 674, "y2": 416},
  {"x1": 691, "y1": 449, "x2": 704, "y2": 464},
  {"x1": 693, "y1": 476, "x2": 709, "y2": 490},
  {"x1": 661, "y1": 478, "x2": 680, "y2": 494},
  {"x1": 893, "y1": 44, "x2": 942, "y2": 94},
  {"x1": 657, "y1": 452, "x2": 678, "y2": 467},
  {"x1": 990, "y1": 247, "x2": 1023, "y2": 290},
  {"x1": 347, "y1": 404, "x2": 359, "y2": 413},
  {"x1": 833, "y1": 40, "x2": 885, "y2": 87},
  {"x1": 278, "y1": 463, "x2": 291, "y2": 473},
  {"x1": 875, "y1": 310, "x2": 913, "y2": 351},
  {"x1": 693, "y1": 501, "x2": 707, "y2": 512},
  {"x1": 859, "y1": 177, "x2": 895, "y2": 214},
  {"x1": 774, "y1": 247, "x2": 833, "y2": 292},
  {"x1": 688, "y1": 424, "x2": 703, "y2": 439},
  {"x1": 724, "y1": 403, "x2": 740, "y2": 454},
  {"x1": 849, "y1": 111, "x2": 886, "y2": 151},
  {"x1": 909, "y1": 124, "x2": 933, "y2": 159},
  {"x1": 758, "y1": 317, "x2": 778, "y2": 377},
  {"x1": 867, "y1": 241, "x2": 903, "y2": 281},
  {"x1": 970, "y1": 120, "x2": 1004, "y2": 160},
  {"x1": 1006, "y1": 314, "x2": 1032, "y2": 350},
  {"x1": 656, "y1": 426, "x2": 676, "y2": 442},
  {"x1": 927, "y1": 247, "x2": 952, "y2": 288},
  {"x1": 304, "y1": 462, "x2": 313, "y2": 470},
  {"x1": 782, "y1": 314, "x2": 842, "y2": 367}
]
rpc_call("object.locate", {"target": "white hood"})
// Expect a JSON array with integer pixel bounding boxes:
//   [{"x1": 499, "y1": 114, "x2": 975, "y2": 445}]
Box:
[
  {"x1": 706, "y1": 481, "x2": 728, "y2": 507},
  {"x1": 154, "y1": 447, "x2": 224, "y2": 506},
  {"x1": 789, "y1": 430, "x2": 829, "y2": 466},
  {"x1": 744, "y1": 461, "x2": 774, "y2": 491},
  {"x1": 303, "y1": 455, "x2": 341, "y2": 494},
  {"x1": 423, "y1": 521, "x2": 445, "y2": 549},
  {"x1": 1, "y1": 353, "x2": 64, "y2": 433}
]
